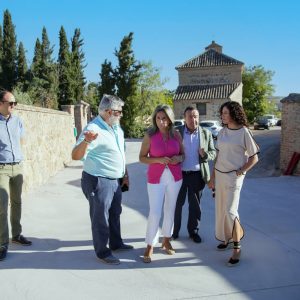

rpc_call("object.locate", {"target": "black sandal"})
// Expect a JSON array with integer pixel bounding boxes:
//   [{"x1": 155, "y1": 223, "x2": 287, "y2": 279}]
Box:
[{"x1": 217, "y1": 242, "x2": 232, "y2": 251}]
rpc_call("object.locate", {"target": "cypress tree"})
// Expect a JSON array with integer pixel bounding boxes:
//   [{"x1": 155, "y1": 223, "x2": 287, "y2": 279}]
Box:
[
  {"x1": 29, "y1": 28, "x2": 58, "y2": 109},
  {"x1": 31, "y1": 38, "x2": 42, "y2": 76},
  {"x1": 41, "y1": 27, "x2": 58, "y2": 108},
  {"x1": 114, "y1": 32, "x2": 141, "y2": 137},
  {"x1": 40, "y1": 27, "x2": 55, "y2": 85},
  {"x1": 71, "y1": 28, "x2": 86, "y2": 102},
  {"x1": 98, "y1": 59, "x2": 116, "y2": 99},
  {"x1": 16, "y1": 42, "x2": 28, "y2": 89},
  {"x1": 1, "y1": 10, "x2": 17, "y2": 90},
  {"x1": 58, "y1": 26, "x2": 73, "y2": 106}
]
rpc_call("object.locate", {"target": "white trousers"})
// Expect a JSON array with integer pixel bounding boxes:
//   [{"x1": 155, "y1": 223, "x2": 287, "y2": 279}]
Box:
[{"x1": 146, "y1": 168, "x2": 182, "y2": 246}]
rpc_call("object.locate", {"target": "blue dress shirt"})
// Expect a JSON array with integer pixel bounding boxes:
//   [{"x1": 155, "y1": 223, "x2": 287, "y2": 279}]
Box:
[{"x1": 0, "y1": 114, "x2": 24, "y2": 163}]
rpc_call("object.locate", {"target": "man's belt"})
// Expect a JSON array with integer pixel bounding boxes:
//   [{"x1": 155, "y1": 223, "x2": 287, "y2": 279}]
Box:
[{"x1": 182, "y1": 170, "x2": 200, "y2": 175}]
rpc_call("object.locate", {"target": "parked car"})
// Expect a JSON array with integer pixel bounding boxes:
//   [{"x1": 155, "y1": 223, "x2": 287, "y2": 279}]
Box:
[
  {"x1": 276, "y1": 119, "x2": 282, "y2": 126},
  {"x1": 174, "y1": 119, "x2": 185, "y2": 128},
  {"x1": 200, "y1": 120, "x2": 222, "y2": 139},
  {"x1": 264, "y1": 114, "x2": 277, "y2": 126},
  {"x1": 254, "y1": 116, "x2": 270, "y2": 130}
]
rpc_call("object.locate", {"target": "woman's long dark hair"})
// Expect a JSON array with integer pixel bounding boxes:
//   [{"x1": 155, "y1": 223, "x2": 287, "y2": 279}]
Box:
[{"x1": 219, "y1": 101, "x2": 248, "y2": 127}]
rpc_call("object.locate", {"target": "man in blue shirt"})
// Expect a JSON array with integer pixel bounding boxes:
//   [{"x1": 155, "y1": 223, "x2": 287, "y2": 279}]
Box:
[
  {"x1": 72, "y1": 94, "x2": 133, "y2": 265},
  {"x1": 0, "y1": 91, "x2": 32, "y2": 262}
]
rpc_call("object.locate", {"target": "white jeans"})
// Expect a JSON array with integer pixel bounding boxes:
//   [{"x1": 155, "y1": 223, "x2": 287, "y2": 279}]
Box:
[{"x1": 145, "y1": 167, "x2": 182, "y2": 246}]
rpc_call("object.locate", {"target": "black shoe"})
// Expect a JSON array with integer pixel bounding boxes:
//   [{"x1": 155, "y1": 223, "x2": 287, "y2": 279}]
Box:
[
  {"x1": 171, "y1": 233, "x2": 179, "y2": 240},
  {"x1": 227, "y1": 257, "x2": 240, "y2": 266},
  {"x1": 98, "y1": 254, "x2": 120, "y2": 265},
  {"x1": 217, "y1": 242, "x2": 233, "y2": 251},
  {"x1": 111, "y1": 244, "x2": 134, "y2": 251},
  {"x1": 0, "y1": 247, "x2": 7, "y2": 261},
  {"x1": 227, "y1": 242, "x2": 241, "y2": 267},
  {"x1": 12, "y1": 235, "x2": 32, "y2": 246},
  {"x1": 189, "y1": 233, "x2": 202, "y2": 243}
]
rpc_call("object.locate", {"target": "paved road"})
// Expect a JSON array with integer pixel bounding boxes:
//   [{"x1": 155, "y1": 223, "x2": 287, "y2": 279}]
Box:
[
  {"x1": 248, "y1": 127, "x2": 281, "y2": 178},
  {"x1": 1, "y1": 136, "x2": 300, "y2": 300}
]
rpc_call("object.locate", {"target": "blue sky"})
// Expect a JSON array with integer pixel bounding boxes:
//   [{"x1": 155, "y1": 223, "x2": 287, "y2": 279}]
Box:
[{"x1": 1, "y1": 0, "x2": 299, "y2": 96}]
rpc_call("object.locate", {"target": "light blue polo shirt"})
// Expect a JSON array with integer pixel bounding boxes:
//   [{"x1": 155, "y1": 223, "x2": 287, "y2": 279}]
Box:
[
  {"x1": 0, "y1": 114, "x2": 24, "y2": 163},
  {"x1": 75, "y1": 116, "x2": 125, "y2": 179}
]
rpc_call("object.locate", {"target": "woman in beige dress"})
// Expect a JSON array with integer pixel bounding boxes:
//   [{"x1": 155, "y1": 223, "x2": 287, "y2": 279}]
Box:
[{"x1": 208, "y1": 101, "x2": 259, "y2": 266}]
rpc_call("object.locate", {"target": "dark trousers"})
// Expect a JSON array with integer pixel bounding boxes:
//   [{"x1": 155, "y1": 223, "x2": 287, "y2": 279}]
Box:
[
  {"x1": 173, "y1": 171, "x2": 205, "y2": 236},
  {"x1": 81, "y1": 171, "x2": 123, "y2": 259}
]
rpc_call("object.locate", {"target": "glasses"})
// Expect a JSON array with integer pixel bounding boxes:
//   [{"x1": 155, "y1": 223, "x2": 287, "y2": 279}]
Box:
[
  {"x1": 0, "y1": 100, "x2": 18, "y2": 107},
  {"x1": 111, "y1": 109, "x2": 123, "y2": 115}
]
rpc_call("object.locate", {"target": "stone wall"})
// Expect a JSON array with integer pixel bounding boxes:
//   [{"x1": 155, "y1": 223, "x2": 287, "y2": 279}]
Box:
[
  {"x1": 14, "y1": 104, "x2": 76, "y2": 192},
  {"x1": 280, "y1": 94, "x2": 300, "y2": 175},
  {"x1": 178, "y1": 65, "x2": 243, "y2": 86},
  {"x1": 174, "y1": 98, "x2": 228, "y2": 120}
]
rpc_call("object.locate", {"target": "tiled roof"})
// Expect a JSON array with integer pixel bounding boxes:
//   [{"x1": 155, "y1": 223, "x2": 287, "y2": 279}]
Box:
[
  {"x1": 176, "y1": 49, "x2": 243, "y2": 69},
  {"x1": 173, "y1": 83, "x2": 241, "y2": 101}
]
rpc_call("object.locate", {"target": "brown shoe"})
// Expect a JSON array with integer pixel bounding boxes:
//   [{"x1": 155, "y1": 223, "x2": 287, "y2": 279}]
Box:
[
  {"x1": 143, "y1": 245, "x2": 153, "y2": 263},
  {"x1": 161, "y1": 237, "x2": 175, "y2": 255}
]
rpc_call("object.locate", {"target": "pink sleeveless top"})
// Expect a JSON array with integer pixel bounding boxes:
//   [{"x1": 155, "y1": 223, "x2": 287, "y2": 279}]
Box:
[{"x1": 147, "y1": 131, "x2": 182, "y2": 184}]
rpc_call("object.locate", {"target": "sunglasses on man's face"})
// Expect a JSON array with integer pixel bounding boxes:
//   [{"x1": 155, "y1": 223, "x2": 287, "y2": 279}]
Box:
[{"x1": 0, "y1": 100, "x2": 18, "y2": 107}]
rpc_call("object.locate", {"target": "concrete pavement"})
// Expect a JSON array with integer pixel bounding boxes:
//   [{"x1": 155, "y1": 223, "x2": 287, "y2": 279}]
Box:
[{"x1": 1, "y1": 140, "x2": 300, "y2": 300}]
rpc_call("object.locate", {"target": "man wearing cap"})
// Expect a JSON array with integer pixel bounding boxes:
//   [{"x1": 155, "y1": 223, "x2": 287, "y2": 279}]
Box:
[
  {"x1": 0, "y1": 91, "x2": 32, "y2": 262},
  {"x1": 72, "y1": 94, "x2": 133, "y2": 265}
]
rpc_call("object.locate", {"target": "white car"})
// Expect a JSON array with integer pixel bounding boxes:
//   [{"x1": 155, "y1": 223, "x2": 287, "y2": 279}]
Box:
[
  {"x1": 264, "y1": 114, "x2": 277, "y2": 126},
  {"x1": 200, "y1": 120, "x2": 222, "y2": 139},
  {"x1": 174, "y1": 119, "x2": 185, "y2": 128}
]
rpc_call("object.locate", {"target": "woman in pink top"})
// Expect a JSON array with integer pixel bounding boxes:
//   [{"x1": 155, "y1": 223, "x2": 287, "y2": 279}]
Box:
[{"x1": 139, "y1": 105, "x2": 184, "y2": 263}]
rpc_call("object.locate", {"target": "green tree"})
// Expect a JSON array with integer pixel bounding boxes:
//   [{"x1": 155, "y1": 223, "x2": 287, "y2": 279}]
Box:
[
  {"x1": 98, "y1": 59, "x2": 115, "y2": 99},
  {"x1": 31, "y1": 38, "x2": 42, "y2": 76},
  {"x1": 12, "y1": 86, "x2": 33, "y2": 105},
  {"x1": 16, "y1": 42, "x2": 28, "y2": 90},
  {"x1": 242, "y1": 65, "x2": 275, "y2": 123},
  {"x1": 1, "y1": 10, "x2": 17, "y2": 90},
  {"x1": 136, "y1": 61, "x2": 171, "y2": 115},
  {"x1": 85, "y1": 82, "x2": 99, "y2": 116},
  {"x1": 58, "y1": 26, "x2": 74, "y2": 106},
  {"x1": 264, "y1": 97, "x2": 281, "y2": 118},
  {"x1": 71, "y1": 28, "x2": 86, "y2": 102},
  {"x1": 114, "y1": 32, "x2": 141, "y2": 137},
  {"x1": 29, "y1": 28, "x2": 58, "y2": 108},
  {"x1": 129, "y1": 61, "x2": 173, "y2": 137}
]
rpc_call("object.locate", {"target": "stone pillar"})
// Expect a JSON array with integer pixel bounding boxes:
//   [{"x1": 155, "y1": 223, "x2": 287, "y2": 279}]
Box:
[
  {"x1": 61, "y1": 104, "x2": 75, "y2": 116},
  {"x1": 61, "y1": 102, "x2": 91, "y2": 139},
  {"x1": 61, "y1": 105, "x2": 77, "y2": 137},
  {"x1": 280, "y1": 93, "x2": 300, "y2": 175},
  {"x1": 74, "y1": 101, "x2": 91, "y2": 138}
]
